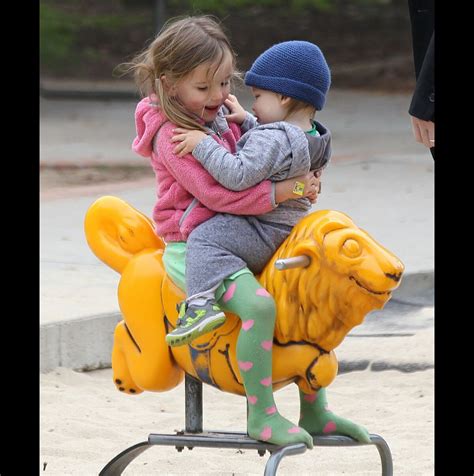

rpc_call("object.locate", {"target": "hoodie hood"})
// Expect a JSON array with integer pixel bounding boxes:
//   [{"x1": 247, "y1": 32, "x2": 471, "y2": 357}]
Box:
[
  {"x1": 247, "y1": 120, "x2": 332, "y2": 181},
  {"x1": 132, "y1": 95, "x2": 169, "y2": 158},
  {"x1": 305, "y1": 120, "x2": 331, "y2": 172},
  {"x1": 284, "y1": 120, "x2": 332, "y2": 177}
]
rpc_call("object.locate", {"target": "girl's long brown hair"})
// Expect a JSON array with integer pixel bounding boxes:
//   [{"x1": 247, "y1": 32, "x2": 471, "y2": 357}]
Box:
[{"x1": 118, "y1": 15, "x2": 240, "y2": 132}]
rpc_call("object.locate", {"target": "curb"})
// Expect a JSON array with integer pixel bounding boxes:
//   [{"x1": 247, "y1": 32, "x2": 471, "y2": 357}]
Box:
[
  {"x1": 337, "y1": 359, "x2": 433, "y2": 374},
  {"x1": 40, "y1": 80, "x2": 139, "y2": 101},
  {"x1": 40, "y1": 88, "x2": 139, "y2": 101},
  {"x1": 40, "y1": 313, "x2": 122, "y2": 373},
  {"x1": 40, "y1": 312, "x2": 434, "y2": 374},
  {"x1": 40, "y1": 271, "x2": 433, "y2": 373}
]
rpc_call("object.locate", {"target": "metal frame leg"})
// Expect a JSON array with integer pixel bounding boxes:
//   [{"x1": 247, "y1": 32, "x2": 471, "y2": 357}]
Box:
[
  {"x1": 313, "y1": 434, "x2": 393, "y2": 476},
  {"x1": 264, "y1": 443, "x2": 308, "y2": 476},
  {"x1": 185, "y1": 374, "x2": 202, "y2": 433},
  {"x1": 98, "y1": 441, "x2": 151, "y2": 476},
  {"x1": 371, "y1": 435, "x2": 393, "y2": 476}
]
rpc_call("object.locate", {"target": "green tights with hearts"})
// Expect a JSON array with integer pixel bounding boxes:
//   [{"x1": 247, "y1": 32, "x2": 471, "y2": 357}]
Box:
[{"x1": 218, "y1": 273, "x2": 370, "y2": 448}]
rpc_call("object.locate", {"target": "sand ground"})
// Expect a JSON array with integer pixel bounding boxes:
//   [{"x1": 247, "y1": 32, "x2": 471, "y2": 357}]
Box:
[{"x1": 40, "y1": 367, "x2": 433, "y2": 475}]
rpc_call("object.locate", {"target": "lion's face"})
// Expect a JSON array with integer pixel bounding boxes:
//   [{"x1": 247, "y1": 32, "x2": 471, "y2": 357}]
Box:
[
  {"x1": 260, "y1": 210, "x2": 404, "y2": 350},
  {"x1": 322, "y1": 226, "x2": 403, "y2": 307}
]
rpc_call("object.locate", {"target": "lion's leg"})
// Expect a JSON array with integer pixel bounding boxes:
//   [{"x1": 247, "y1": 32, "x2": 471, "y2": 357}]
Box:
[
  {"x1": 116, "y1": 252, "x2": 184, "y2": 393},
  {"x1": 112, "y1": 314, "x2": 184, "y2": 393},
  {"x1": 219, "y1": 273, "x2": 313, "y2": 449},
  {"x1": 297, "y1": 385, "x2": 371, "y2": 443},
  {"x1": 112, "y1": 321, "x2": 143, "y2": 395}
]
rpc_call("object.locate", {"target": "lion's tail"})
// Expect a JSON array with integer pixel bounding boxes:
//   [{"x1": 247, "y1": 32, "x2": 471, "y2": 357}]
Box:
[{"x1": 84, "y1": 196, "x2": 165, "y2": 274}]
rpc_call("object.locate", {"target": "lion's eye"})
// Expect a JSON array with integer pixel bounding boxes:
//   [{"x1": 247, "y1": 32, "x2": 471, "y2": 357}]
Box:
[{"x1": 342, "y1": 239, "x2": 361, "y2": 257}]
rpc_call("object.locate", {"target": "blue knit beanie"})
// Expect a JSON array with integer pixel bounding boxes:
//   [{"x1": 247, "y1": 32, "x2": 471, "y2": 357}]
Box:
[{"x1": 244, "y1": 41, "x2": 331, "y2": 111}]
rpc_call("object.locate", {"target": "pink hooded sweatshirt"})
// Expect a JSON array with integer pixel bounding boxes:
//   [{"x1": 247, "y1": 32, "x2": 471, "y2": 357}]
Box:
[{"x1": 132, "y1": 96, "x2": 276, "y2": 242}]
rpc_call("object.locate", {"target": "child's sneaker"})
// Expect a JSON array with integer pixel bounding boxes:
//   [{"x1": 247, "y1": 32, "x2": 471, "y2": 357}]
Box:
[{"x1": 165, "y1": 300, "x2": 226, "y2": 347}]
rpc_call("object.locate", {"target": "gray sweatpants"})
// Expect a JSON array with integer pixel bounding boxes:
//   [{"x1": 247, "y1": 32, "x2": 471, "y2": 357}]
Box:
[{"x1": 185, "y1": 213, "x2": 292, "y2": 299}]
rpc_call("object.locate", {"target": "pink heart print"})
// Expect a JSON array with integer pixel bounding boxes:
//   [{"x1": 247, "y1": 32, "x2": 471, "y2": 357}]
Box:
[
  {"x1": 288, "y1": 426, "x2": 301, "y2": 434},
  {"x1": 222, "y1": 283, "x2": 237, "y2": 302},
  {"x1": 323, "y1": 421, "x2": 337, "y2": 434},
  {"x1": 261, "y1": 340, "x2": 273, "y2": 351},
  {"x1": 238, "y1": 361, "x2": 254, "y2": 372},
  {"x1": 260, "y1": 376, "x2": 272, "y2": 387},
  {"x1": 303, "y1": 393, "x2": 318, "y2": 403},
  {"x1": 248, "y1": 395, "x2": 258, "y2": 405},
  {"x1": 260, "y1": 426, "x2": 272, "y2": 441},
  {"x1": 241, "y1": 320, "x2": 254, "y2": 331},
  {"x1": 256, "y1": 288, "x2": 271, "y2": 297},
  {"x1": 265, "y1": 406, "x2": 277, "y2": 415}
]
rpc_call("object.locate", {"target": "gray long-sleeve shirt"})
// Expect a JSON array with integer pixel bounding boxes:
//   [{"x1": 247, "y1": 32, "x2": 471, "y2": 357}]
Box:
[{"x1": 193, "y1": 112, "x2": 332, "y2": 227}]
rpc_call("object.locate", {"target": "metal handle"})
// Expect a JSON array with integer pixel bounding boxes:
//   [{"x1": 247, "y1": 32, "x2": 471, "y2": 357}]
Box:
[{"x1": 275, "y1": 255, "x2": 311, "y2": 270}]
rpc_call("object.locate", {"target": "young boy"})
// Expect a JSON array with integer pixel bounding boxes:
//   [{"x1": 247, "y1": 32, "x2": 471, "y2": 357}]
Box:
[{"x1": 166, "y1": 40, "x2": 332, "y2": 346}]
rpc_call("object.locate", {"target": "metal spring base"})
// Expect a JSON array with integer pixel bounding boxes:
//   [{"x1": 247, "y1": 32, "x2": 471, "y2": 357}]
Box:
[
  {"x1": 99, "y1": 376, "x2": 393, "y2": 475},
  {"x1": 98, "y1": 430, "x2": 393, "y2": 475}
]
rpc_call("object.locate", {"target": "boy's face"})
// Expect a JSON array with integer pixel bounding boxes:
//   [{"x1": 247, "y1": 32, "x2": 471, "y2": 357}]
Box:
[{"x1": 251, "y1": 87, "x2": 287, "y2": 124}]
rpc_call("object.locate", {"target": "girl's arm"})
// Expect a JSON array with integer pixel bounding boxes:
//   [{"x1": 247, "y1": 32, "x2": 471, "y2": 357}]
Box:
[
  {"x1": 158, "y1": 124, "x2": 318, "y2": 214},
  {"x1": 156, "y1": 124, "x2": 276, "y2": 214}
]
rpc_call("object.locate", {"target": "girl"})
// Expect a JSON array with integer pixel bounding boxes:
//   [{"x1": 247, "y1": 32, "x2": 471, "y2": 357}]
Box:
[{"x1": 128, "y1": 15, "x2": 369, "y2": 448}]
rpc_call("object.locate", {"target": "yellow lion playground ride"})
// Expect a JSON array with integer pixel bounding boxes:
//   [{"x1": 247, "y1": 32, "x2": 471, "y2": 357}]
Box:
[{"x1": 84, "y1": 195, "x2": 404, "y2": 475}]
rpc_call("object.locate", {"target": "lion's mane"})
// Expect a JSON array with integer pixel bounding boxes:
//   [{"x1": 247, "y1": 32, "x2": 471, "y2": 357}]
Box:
[{"x1": 259, "y1": 210, "x2": 393, "y2": 351}]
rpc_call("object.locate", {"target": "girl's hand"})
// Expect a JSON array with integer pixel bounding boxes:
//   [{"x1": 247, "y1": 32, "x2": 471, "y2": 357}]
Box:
[
  {"x1": 223, "y1": 94, "x2": 247, "y2": 125},
  {"x1": 171, "y1": 128, "x2": 208, "y2": 157}
]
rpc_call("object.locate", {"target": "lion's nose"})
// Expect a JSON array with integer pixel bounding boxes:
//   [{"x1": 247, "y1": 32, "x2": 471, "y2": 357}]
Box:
[
  {"x1": 385, "y1": 260, "x2": 404, "y2": 282},
  {"x1": 385, "y1": 272, "x2": 402, "y2": 282}
]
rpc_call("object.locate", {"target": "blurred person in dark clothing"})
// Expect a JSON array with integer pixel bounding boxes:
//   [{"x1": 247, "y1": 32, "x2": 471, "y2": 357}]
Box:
[{"x1": 408, "y1": 0, "x2": 434, "y2": 159}]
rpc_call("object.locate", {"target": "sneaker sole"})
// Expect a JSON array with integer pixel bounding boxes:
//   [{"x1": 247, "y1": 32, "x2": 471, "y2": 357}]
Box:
[{"x1": 166, "y1": 313, "x2": 226, "y2": 347}]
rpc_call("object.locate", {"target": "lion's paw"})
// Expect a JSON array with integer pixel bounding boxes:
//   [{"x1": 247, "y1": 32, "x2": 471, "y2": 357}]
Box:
[{"x1": 113, "y1": 376, "x2": 143, "y2": 395}]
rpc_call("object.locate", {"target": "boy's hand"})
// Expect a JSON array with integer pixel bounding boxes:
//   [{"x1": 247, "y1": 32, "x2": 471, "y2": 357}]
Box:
[
  {"x1": 304, "y1": 175, "x2": 321, "y2": 203},
  {"x1": 293, "y1": 172, "x2": 322, "y2": 203},
  {"x1": 172, "y1": 128, "x2": 208, "y2": 157},
  {"x1": 223, "y1": 94, "x2": 247, "y2": 124},
  {"x1": 306, "y1": 170, "x2": 323, "y2": 203}
]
